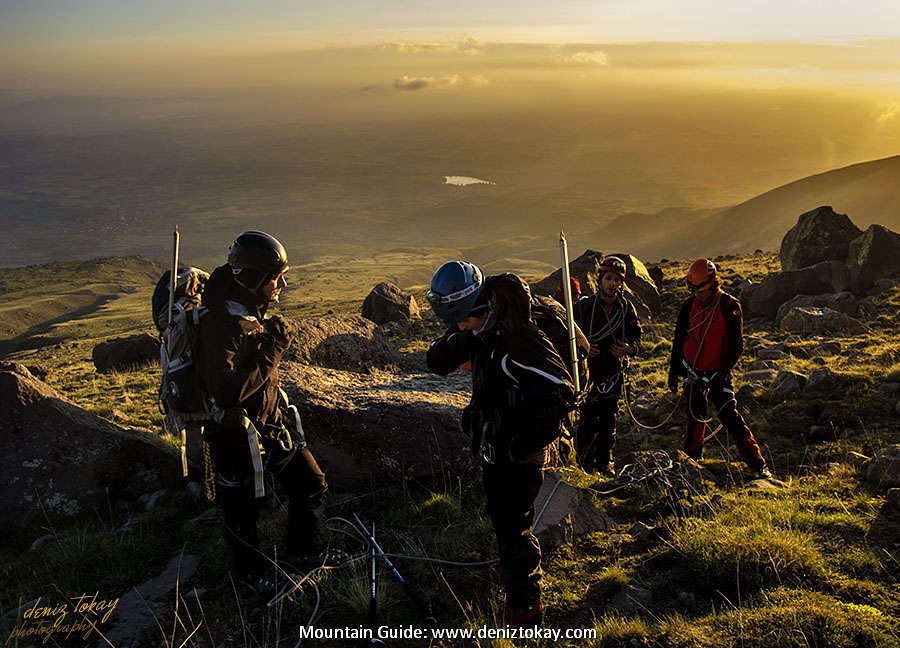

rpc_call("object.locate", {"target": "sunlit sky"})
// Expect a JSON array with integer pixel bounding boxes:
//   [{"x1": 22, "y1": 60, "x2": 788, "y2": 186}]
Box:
[{"x1": 4, "y1": 0, "x2": 900, "y2": 53}]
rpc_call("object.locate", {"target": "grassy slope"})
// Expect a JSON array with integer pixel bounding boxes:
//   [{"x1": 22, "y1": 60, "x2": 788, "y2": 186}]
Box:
[{"x1": 1, "y1": 254, "x2": 898, "y2": 647}]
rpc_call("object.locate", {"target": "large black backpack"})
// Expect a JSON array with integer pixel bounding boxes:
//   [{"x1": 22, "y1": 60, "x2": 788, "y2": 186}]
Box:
[{"x1": 531, "y1": 293, "x2": 590, "y2": 391}]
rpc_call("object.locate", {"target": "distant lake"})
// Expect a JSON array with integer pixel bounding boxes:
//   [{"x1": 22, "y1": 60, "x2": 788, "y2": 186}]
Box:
[{"x1": 444, "y1": 176, "x2": 495, "y2": 186}]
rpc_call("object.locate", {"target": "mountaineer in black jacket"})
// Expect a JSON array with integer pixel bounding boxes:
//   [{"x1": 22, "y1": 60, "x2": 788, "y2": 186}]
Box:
[
  {"x1": 425, "y1": 262, "x2": 575, "y2": 627},
  {"x1": 668, "y1": 259, "x2": 771, "y2": 478},
  {"x1": 573, "y1": 256, "x2": 642, "y2": 474},
  {"x1": 199, "y1": 231, "x2": 344, "y2": 598}
]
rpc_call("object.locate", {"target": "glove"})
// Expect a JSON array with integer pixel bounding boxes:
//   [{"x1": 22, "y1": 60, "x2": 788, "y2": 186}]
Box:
[
  {"x1": 667, "y1": 372, "x2": 680, "y2": 394},
  {"x1": 263, "y1": 314, "x2": 292, "y2": 354}
]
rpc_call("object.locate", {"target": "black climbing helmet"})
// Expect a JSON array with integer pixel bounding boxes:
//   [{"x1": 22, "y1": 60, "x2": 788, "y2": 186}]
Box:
[{"x1": 227, "y1": 231, "x2": 289, "y2": 291}]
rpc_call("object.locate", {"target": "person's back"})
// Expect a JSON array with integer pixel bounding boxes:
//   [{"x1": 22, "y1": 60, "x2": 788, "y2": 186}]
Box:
[{"x1": 425, "y1": 263, "x2": 574, "y2": 626}]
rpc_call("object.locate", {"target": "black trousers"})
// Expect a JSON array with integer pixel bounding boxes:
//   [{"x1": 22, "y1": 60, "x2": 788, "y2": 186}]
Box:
[
  {"x1": 577, "y1": 392, "x2": 618, "y2": 471},
  {"x1": 685, "y1": 374, "x2": 764, "y2": 469},
  {"x1": 211, "y1": 432, "x2": 328, "y2": 579},
  {"x1": 482, "y1": 452, "x2": 545, "y2": 609}
]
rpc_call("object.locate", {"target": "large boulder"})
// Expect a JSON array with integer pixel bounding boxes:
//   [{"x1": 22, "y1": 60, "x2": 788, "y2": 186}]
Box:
[
  {"x1": 779, "y1": 206, "x2": 862, "y2": 271},
  {"x1": 847, "y1": 224, "x2": 900, "y2": 292},
  {"x1": 531, "y1": 250, "x2": 660, "y2": 320},
  {"x1": 281, "y1": 315, "x2": 411, "y2": 373},
  {"x1": 362, "y1": 282, "x2": 420, "y2": 324},
  {"x1": 0, "y1": 362, "x2": 180, "y2": 524},
  {"x1": 92, "y1": 333, "x2": 159, "y2": 372},
  {"x1": 531, "y1": 249, "x2": 604, "y2": 297},
  {"x1": 774, "y1": 292, "x2": 858, "y2": 324},
  {"x1": 610, "y1": 252, "x2": 661, "y2": 315},
  {"x1": 279, "y1": 363, "x2": 472, "y2": 489},
  {"x1": 779, "y1": 306, "x2": 868, "y2": 336},
  {"x1": 741, "y1": 261, "x2": 851, "y2": 320}
]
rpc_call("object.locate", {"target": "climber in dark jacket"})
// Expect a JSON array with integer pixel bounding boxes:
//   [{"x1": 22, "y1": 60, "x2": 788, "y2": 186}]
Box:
[
  {"x1": 199, "y1": 231, "x2": 342, "y2": 598},
  {"x1": 573, "y1": 256, "x2": 642, "y2": 474},
  {"x1": 426, "y1": 262, "x2": 575, "y2": 627},
  {"x1": 668, "y1": 258, "x2": 771, "y2": 477}
]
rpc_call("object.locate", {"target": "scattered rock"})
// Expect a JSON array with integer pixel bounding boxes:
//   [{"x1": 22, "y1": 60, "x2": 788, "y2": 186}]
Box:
[
  {"x1": 101, "y1": 554, "x2": 199, "y2": 648},
  {"x1": 757, "y1": 347, "x2": 787, "y2": 360},
  {"x1": 770, "y1": 370, "x2": 807, "y2": 398},
  {"x1": 677, "y1": 591, "x2": 696, "y2": 604},
  {"x1": 806, "y1": 367, "x2": 836, "y2": 391},
  {"x1": 747, "y1": 477, "x2": 789, "y2": 491},
  {"x1": 780, "y1": 306, "x2": 868, "y2": 336},
  {"x1": 814, "y1": 341, "x2": 842, "y2": 355},
  {"x1": 628, "y1": 521, "x2": 657, "y2": 541},
  {"x1": 810, "y1": 357, "x2": 826, "y2": 366},
  {"x1": 742, "y1": 261, "x2": 851, "y2": 320},
  {"x1": 606, "y1": 585, "x2": 652, "y2": 614},
  {"x1": 743, "y1": 369, "x2": 776, "y2": 384},
  {"x1": 779, "y1": 206, "x2": 862, "y2": 271},
  {"x1": 648, "y1": 265, "x2": 664, "y2": 288},
  {"x1": 847, "y1": 224, "x2": 900, "y2": 292},
  {"x1": 92, "y1": 333, "x2": 159, "y2": 373},
  {"x1": 882, "y1": 383, "x2": 900, "y2": 395},
  {"x1": 362, "y1": 282, "x2": 420, "y2": 324},
  {"x1": 0, "y1": 362, "x2": 180, "y2": 524},
  {"x1": 775, "y1": 292, "x2": 859, "y2": 324},
  {"x1": 24, "y1": 364, "x2": 53, "y2": 382},
  {"x1": 747, "y1": 359, "x2": 776, "y2": 371},
  {"x1": 532, "y1": 472, "x2": 617, "y2": 545},
  {"x1": 866, "y1": 444, "x2": 900, "y2": 487}
]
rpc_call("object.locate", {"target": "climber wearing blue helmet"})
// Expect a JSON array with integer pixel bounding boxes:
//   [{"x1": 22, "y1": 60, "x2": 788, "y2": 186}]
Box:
[
  {"x1": 425, "y1": 261, "x2": 485, "y2": 326},
  {"x1": 425, "y1": 261, "x2": 576, "y2": 627}
]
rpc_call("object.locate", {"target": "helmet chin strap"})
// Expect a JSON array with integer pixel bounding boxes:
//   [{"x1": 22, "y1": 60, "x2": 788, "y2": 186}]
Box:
[{"x1": 233, "y1": 268, "x2": 267, "y2": 294}]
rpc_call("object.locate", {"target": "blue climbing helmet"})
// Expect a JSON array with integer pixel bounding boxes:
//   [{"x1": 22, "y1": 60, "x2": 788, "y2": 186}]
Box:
[{"x1": 427, "y1": 261, "x2": 485, "y2": 325}]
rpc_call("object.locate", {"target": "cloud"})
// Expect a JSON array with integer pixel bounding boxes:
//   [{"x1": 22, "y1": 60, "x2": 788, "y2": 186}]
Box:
[
  {"x1": 393, "y1": 74, "x2": 488, "y2": 91},
  {"x1": 384, "y1": 35, "x2": 482, "y2": 55},
  {"x1": 875, "y1": 103, "x2": 899, "y2": 124},
  {"x1": 386, "y1": 42, "x2": 453, "y2": 53},
  {"x1": 555, "y1": 50, "x2": 609, "y2": 65}
]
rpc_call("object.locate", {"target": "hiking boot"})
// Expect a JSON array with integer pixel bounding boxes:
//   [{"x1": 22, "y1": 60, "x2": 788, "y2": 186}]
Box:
[
  {"x1": 504, "y1": 602, "x2": 544, "y2": 627},
  {"x1": 754, "y1": 466, "x2": 774, "y2": 480},
  {"x1": 281, "y1": 547, "x2": 349, "y2": 572}
]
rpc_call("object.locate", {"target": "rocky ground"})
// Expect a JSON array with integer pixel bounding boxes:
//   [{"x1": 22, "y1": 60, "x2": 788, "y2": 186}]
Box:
[{"x1": 1, "y1": 211, "x2": 899, "y2": 647}]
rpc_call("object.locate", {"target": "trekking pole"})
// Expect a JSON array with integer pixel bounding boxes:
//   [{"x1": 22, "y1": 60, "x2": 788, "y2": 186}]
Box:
[
  {"x1": 168, "y1": 225, "x2": 180, "y2": 345},
  {"x1": 365, "y1": 522, "x2": 384, "y2": 645},
  {"x1": 167, "y1": 226, "x2": 188, "y2": 477},
  {"x1": 560, "y1": 231, "x2": 580, "y2": 392},
  {"x1": 352, "y1": 513, "x2": 437, "y2": 626}
]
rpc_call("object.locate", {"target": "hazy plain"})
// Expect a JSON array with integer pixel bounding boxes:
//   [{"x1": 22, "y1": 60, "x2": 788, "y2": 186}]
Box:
[{"x1": 3, "y1": 39, "x2": 900, "y2": 276}]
